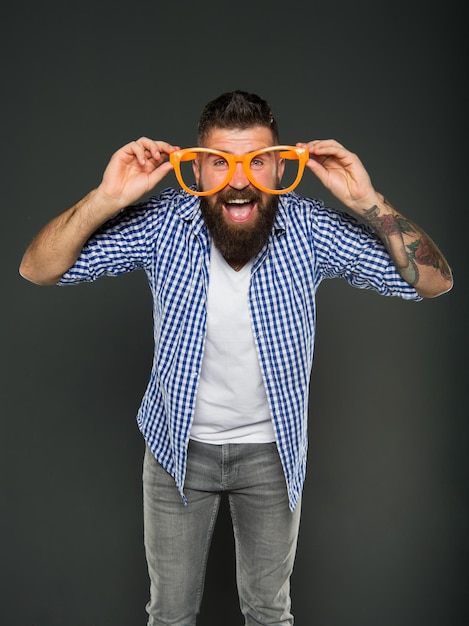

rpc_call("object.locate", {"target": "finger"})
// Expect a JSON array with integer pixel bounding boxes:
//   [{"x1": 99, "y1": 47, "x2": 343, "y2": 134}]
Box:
[
  {"x1": 295, "y1": 148, "x2": 332, "y2": 172},
  {"x1": 304, "y1": 156, "x2": 328, "y2": 178},
  {"x1": 135, "y1": 137, "x2": 180, "y2": 163},
  {"x1": 309, "y1": 141, "x2": 346, "y2": 158},
  {"x1": 146, "y1": 160, "x2": 175, "y2": 187},
  {"x1": 296, "y1": 139, "x2": 343, "y2": 149},
  {"x1": 296, "y1": 141, "x2": 347, "y2": 169},
  {"x1": 125, "y1": 140, "x2": 147, "y2": 165}
]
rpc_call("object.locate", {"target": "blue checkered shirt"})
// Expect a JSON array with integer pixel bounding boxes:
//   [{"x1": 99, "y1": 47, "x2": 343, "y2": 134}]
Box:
[{"x1": 59, "y1": 188, "x2": 421, "y2": 510}]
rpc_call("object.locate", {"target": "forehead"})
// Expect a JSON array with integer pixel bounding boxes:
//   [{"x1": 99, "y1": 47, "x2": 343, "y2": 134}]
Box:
[{"x1": 202, "y1": 126, "x2": 276, "y2": 153}]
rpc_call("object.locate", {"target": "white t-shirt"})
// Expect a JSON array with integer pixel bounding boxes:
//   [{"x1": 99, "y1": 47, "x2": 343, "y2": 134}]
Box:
[{"x1": 190, "y1": 242, "x2": 276, "y2": 444}]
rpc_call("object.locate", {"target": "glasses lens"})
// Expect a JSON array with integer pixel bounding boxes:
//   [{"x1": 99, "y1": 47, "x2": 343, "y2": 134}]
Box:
[
  {"x1": 177, "y1": 150, "x2": 200, "y2": 191},
  {"x1": 248, "y1": 148, "x2": 302, "y2": 193},
  {"x1": 177, "y1": 149, "x2": 232, "y2": 194}
]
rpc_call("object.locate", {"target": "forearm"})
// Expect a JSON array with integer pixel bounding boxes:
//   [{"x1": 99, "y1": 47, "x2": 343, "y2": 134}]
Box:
[
  {"x1": 19, "y1": 189, "x2": 121, "y2": 286},
  {"x1": 361, "y1": 194, "x2": 453, "y2": 298}
]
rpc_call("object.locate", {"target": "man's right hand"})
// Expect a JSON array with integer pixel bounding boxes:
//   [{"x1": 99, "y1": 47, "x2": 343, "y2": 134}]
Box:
[
  {"x1": 19, "y1": 138, "x2": 179, "y2": 285},
  {"x1": 96, "y1": 138, "x2": 180, "y2": 215}
]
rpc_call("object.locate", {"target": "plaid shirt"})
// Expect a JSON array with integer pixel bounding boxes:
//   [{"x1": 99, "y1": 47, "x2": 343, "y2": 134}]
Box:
[{"x1": 59, "y1": 188, "x2": 421, "y2": 510}]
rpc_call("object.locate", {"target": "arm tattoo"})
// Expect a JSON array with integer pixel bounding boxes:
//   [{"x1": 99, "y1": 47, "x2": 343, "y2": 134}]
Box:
[
  {"x1": 401, "y1": 256, "x2": 420, "y2": 286},
  {"x1": 362, "y1": 201, "x2": 451, "y2": 286},
  {"x1": 406, "y1": 236, "x2": 452, "y2": 281},
  {"x1": 363, "y1": 204, "x2": 416, "y2": 238}
]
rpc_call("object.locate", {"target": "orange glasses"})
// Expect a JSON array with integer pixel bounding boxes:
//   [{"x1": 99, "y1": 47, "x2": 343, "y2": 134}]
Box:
[{"x1": 169, "y1": 145, "x2": 309, "y2": 196}]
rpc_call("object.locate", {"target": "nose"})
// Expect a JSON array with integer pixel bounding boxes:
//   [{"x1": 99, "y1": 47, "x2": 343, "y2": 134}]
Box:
[{"x1": 228, "y1": 161, "x2": 249, "y2": 189}]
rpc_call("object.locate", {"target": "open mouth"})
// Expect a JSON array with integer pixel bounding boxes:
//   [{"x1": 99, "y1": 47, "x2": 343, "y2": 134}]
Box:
[{"x1": 223, "y1": 198, "x2": 257, "y2": 224}]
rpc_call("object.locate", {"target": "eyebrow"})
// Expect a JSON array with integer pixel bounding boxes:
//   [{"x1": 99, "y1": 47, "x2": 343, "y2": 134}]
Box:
[
  {"x1": 205, "y1": 148, "x2": 234, "y2": 154},
  {"x1": 206, "y1": 147, "x2": 272, "y2": 155}
]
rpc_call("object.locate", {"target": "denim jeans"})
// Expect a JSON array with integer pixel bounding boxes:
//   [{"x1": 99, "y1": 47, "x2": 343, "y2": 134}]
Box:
[{"x1": 143, "y1": 440, "x2": 302, "y2": 626}]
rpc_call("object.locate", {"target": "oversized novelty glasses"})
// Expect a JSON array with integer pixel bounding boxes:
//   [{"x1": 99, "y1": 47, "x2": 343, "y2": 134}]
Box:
[{"x1": 169, "y1": 145, "x2": 309, "y2": 196}]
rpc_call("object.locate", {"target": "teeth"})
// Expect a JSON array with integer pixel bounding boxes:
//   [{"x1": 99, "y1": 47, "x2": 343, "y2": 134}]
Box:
[{"x1": 227, "y1": 199, "x2": 250, "y2": 204}]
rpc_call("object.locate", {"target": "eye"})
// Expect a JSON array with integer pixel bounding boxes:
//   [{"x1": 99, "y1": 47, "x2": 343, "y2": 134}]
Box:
[
  {"x1": 207, "y1": 155, "x2": 229, "y2": 169},
  {"x1": 250, "y1": 157, "x2": 265, "y2": 169},
  {"x1": 214, "y1": 158, "x2": 228, "y2": 167}
]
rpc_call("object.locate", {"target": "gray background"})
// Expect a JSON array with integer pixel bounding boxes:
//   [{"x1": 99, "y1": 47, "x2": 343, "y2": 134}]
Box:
[{"x1": 2, "y1": 1, "x2": 467, "y2": 624}]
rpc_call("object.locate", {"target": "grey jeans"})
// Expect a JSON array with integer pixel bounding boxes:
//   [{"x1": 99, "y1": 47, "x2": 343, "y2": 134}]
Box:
[{"x1": 143, "y1": 440, "x2": 302, "y2": 626}]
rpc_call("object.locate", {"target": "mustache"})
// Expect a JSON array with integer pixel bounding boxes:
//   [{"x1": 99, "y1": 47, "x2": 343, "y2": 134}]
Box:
[{"x1": 217, "y1": 187, "x2": 262, "y2": 204}]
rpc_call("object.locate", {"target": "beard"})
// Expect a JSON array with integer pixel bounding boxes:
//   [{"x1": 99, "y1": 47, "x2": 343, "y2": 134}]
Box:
[{"x1": 199, "y1": 187, "x2": 279, "y2": 266}]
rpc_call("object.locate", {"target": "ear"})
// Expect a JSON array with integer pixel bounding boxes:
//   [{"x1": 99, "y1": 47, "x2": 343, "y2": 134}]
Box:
[
  {"x1": 277, "y1": 158, "x2": 285, "y2": 182},
  {"x1": 192, "y1": 159, "x2": 200, "y2": 186}
]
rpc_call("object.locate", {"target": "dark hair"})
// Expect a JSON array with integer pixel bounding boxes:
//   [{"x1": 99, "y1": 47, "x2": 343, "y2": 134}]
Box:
[{"x1": 197, "y1": 90, "x2": 279, "y2": 145}]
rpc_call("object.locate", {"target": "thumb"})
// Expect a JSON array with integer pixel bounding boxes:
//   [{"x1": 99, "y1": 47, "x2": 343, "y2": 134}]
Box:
[
  {"x1": 147, "y1": 161, "x2": 174, "y2": 188},
  {"x1": 305, "y1": 157, "x2": 329, "y2": 186}
]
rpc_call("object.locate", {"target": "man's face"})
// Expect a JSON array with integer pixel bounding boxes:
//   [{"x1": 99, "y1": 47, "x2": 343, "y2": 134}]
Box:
[{"x1": 194, "y1": 126, "x2": 284, "y2": 266}]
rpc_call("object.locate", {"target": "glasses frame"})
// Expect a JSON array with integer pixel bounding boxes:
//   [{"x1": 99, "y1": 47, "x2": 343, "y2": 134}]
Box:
[{"x1": 169, "y1": 145, "x2": 309, "y2": 196}]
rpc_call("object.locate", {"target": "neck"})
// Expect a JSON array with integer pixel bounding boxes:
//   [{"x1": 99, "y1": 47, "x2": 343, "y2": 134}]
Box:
[{"x1": 226, "y1": 258, "x2": 248, "y2": 272}]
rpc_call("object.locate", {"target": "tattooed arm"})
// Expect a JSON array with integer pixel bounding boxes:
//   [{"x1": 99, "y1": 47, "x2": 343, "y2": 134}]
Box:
[
  {"x1": 298, "y1": 139, "x2": 453, "y2": 298},
  {"x1": 362, "y1": 197, "x2": 452, "y2": 297}
]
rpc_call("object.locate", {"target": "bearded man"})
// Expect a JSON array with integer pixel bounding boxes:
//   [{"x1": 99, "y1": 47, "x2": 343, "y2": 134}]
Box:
[{"x1": 20, "y1": 90, "x2": 452, "y2": 626}]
